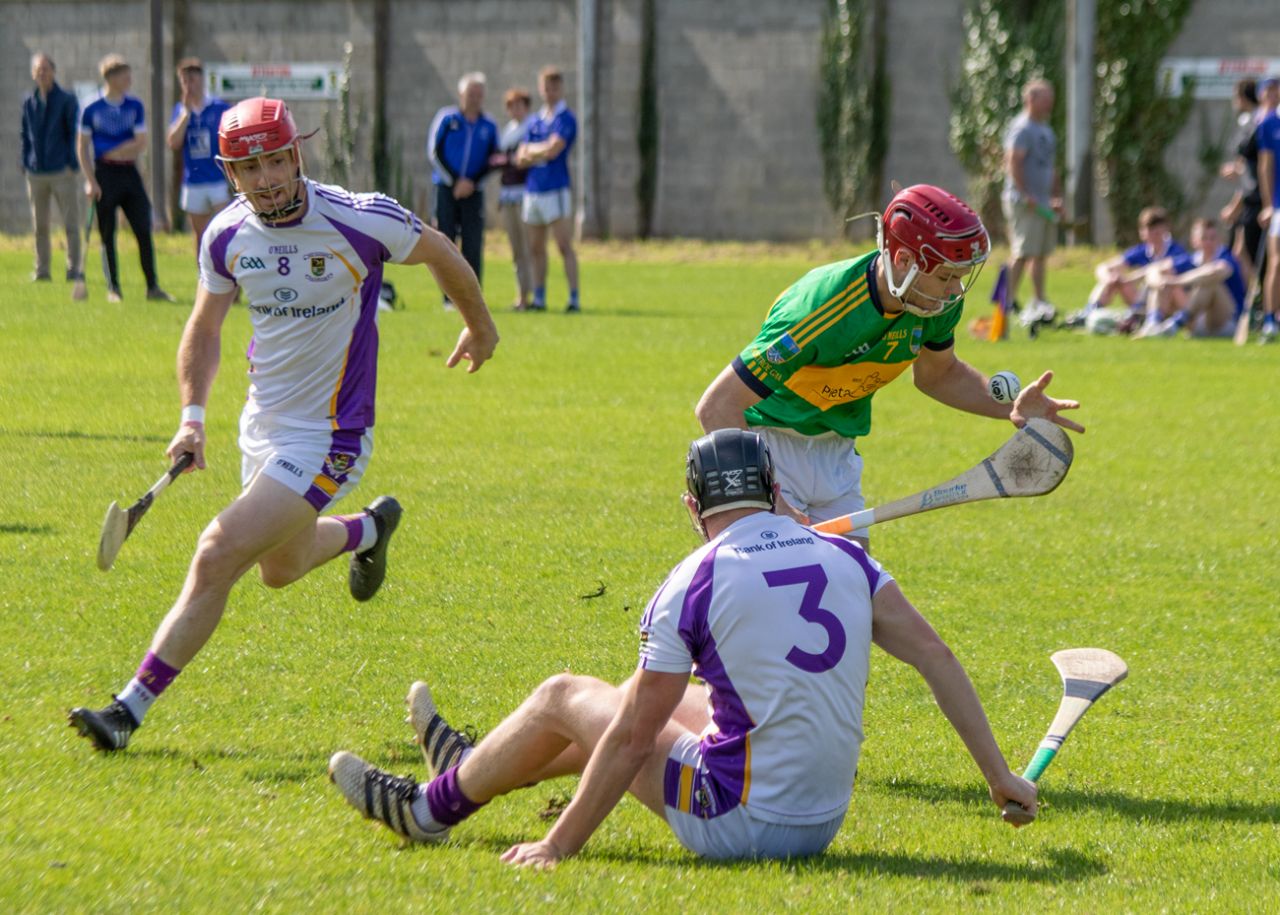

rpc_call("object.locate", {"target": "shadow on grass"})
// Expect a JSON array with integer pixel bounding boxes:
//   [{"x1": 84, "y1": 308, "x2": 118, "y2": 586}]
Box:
[
  {"x1": 0, "y1": 427, "x2": 168, "y2": 444},
  {"x1": 451, "y1": 833, "x2": 1104, "y2": 883},
  {"x1": 873, "y1": 777, "x2": 1278, "y2": 825},
  {"x1": 0, "y1": 523, "x2": 55, "y2": 534}
]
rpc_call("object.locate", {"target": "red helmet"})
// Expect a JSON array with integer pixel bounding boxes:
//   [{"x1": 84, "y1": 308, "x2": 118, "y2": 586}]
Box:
[
  {"x1": 878, "y1": 184, "x2": 989, "y2": 316},
  {"x1": 217, "y1": 97, "x2": 299, "y2": 161}
]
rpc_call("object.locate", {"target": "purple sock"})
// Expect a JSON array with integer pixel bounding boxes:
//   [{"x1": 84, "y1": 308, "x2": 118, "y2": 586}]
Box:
[
  {"x1": 424, "y1": 765, "x2": 486, "y2": 827},
  {"x1": 338, "y1": 515, "x2": 364, "y2": 553},
  {"x1": 135, "y1": 651, "x2": 181, "y2": 695}
]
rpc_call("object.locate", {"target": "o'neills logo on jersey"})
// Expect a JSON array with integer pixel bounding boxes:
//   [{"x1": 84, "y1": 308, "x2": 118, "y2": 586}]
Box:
[{"x1": 304, "y1": 252, "x2": 334, "y2": 282}]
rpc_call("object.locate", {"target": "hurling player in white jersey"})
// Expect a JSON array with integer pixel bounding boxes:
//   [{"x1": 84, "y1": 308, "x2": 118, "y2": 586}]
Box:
[
  {"x1": 328, "y1": 430, "x2": 1036, "y2": 865},
  {"x1": 70, "y1": 98, "x2": 499, "y2": 754}
]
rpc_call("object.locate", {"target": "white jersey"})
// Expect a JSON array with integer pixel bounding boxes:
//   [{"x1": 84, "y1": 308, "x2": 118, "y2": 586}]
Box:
[
  {"x1": 640, "y1": 512, "x2": 890, "y2": 825},
  {"x1": 198, "y1": 179, "x2": 423, "y2": 430}
]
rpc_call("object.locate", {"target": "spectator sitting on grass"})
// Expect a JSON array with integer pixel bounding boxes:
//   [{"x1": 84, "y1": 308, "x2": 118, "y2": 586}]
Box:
[
  {"x1": 1134, "y1": 218, "x2": 1244, "y2": 339},
  {"x1": 1078, "y1": 207, "x2": 1186, "y2": 326}
]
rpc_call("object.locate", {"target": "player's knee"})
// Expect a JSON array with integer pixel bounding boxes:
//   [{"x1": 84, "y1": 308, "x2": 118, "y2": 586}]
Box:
[{"x1": 191, "y1": 525, "x2": 244, "y2": 582}]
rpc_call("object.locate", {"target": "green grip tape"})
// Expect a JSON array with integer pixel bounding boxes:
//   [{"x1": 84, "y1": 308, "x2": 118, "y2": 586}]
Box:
[{"x1": 1023, "y1": 746, "x2": 1058, "y2": 782}]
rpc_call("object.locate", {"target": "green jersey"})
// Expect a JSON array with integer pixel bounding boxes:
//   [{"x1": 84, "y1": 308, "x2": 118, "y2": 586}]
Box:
[{"x1": 732, "y1": 252, "x2": 963, "y2": 438}]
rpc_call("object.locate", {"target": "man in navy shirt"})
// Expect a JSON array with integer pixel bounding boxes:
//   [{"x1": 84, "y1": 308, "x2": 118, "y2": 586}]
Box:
[
  {"x1": 517, "y1": 66, "x2": 580, "y2": 312},
  {"x1": 428, "y1": 72, "x2": 499, "y2": 306},
  {"x1": 1135, "y1": 218, "x2": 1245, "y2": 338},
  {"x1": 21, "y1": 52, "x2": 84, "y2": 295},
  {"x1": 166, "y1": 58, "x2": 232, "y2": 257},
  {"x1": 77, "y1": 54, "x2": 173, "y2": 303}
]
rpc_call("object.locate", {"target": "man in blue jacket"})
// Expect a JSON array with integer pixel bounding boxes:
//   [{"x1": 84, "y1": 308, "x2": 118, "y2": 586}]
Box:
[
  {"x1": 21, "y1": 52, "x2": 84, "y2": 296},
  {"x1": 428, "y1": 72, "x2": 499, "y2": 306}
]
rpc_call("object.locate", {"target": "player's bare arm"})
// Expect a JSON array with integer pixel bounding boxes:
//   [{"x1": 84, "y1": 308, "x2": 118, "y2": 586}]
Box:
[
  {"x1": 502, "y1": 669, "x2": 688, "y2": 869},
  {"x1": 102, "y1": 130, "x2": 147, "y2": 163},
  {"x1": 167, "y1": 283, "x2": 235, "y2": 470},
  {"x1": 695, "y1": 364, "x2": 760, "y2": 432},
  {"x1": 77, "y1": 133, "x2": 100, "y2": 199},
  {"x1": 403, "y1": 226, "x2": 499, "y2": 373},
  {"x1": 911, "y1": 345, "x2": 1011, "y2": 420},
  {"x1": 516, "y1": 133, "x2": 567, "y2": 168},
  {"x1": 166, "y1": 110, "x2": 191, "y2": 151},
  {"x1": 869, "y1": 581, "x2": 1037, "y2": 824}
]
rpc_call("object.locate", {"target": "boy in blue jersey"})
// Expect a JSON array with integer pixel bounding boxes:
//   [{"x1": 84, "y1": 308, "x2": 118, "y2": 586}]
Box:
[
  {"x1": 166, "y1": 58, "x2": 232, "y2": 257},
  {"x1": 516, "y1": 66, "x2": 580, "y2": 312},
  {"x1": 1135, "y1": 218, "x2": 1244, "y2": 338},
  {"x1": 428, "y1": 72, "x2": 499, "y2": 306},
  {"x1": 77, "y1": 54, "x2": 173, "y2": 303},
  {"x1": 1083, "y1": 207, "x2": 1186, "y2": 321}
]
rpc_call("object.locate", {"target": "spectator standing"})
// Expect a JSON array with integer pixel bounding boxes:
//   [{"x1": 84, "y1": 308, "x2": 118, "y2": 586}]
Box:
[
  {"x1": 495, "y1": 87, "x2": 535, "y2": 311},
  {"x1": 1218, "y1": 80, "x2": 1262, "y2": 290},
  {"x1": 517, "y1": 66, "x2": 580, "y2": 312},
  {"x1": 78, "y1": 54, "x2": 173, "y2": 303},
  {"x1": 1257, "y1": 78, "x2": 1280, "y2": 343},
  {"x1": 428, "y1": 72, "x2": 499, "y2": 307},
  {"x1": 166, "y1": 57, "x2": 232, "y2": 258},
  {"x1": 1002, "y1": 79, "x2": 1061, "y2": 327},
  {"x1": 21, "y1": 52, "x2": 84, "y2": 297}
]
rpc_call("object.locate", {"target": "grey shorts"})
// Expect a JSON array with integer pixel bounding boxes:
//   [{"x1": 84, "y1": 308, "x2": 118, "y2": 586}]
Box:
[
  {"x1": 663, "y1": 733, "x2": 846, "y2": 860},
  {"x1": 1003, "y1": 196, "x2": 1057, "y2": 259},
  {"x1": 752, "y1": 426, "x2": 868, "y2": 537}
]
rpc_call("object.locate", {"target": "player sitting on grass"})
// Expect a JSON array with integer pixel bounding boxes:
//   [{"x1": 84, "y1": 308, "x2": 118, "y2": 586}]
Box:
[
  {"x1": 1078, "y1": 206, "x2": 1187, "y2": 326},
  {"x1": 1134, "y1": 218, "x2": 1246, "y2": 339},
  {"x1": 68, "y1": 98, "x2": 499, "y2": 753},
  {"x1": 329, "y1": 430, "x2": 1037, "y2": 867}
]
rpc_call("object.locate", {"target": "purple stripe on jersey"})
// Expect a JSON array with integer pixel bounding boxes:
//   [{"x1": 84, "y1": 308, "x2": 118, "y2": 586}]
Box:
[
  {"x1": 206, "y1": 216, "x2": 250, "y2": 283},
  {"x1": 676, "y1": 545, "x2": 755, "y2": 806},
  {"x1": 663, "y1": 757, "x2": 682, "y2": 809},
  {"x1": 812, "y1": 530, "x2": 882, "y2": 592},
  {"x1": 322, "y1": 215, "x2": 390, "y2": 428}
]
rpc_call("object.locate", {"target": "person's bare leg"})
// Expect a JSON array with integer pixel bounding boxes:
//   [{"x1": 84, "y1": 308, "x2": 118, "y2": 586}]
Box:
[
  {"x1": 522, "y1": 676, "x2": 709, "y2": 782},
  {"x1": 454, "y1": 674, "x2": 691, "y2": 813},
  {"x1": 550, "y1": 216, "x2": 579, "y2": 300},
  {"x1": 148, "y1": 475, "x2": 319, "y2": 668},
  {"x1": 256, "y1": 513, "x2": 353, "y2": 589},
  {"x1": 1030, "y1": 256, "x2": 1048, "y2": 302},
  {"x1": 529, "y1": 223, "x2": 549, "y2": 304},
  {"x1": 1007, "y1": 256, "x2": 1026, "y2": 305}
]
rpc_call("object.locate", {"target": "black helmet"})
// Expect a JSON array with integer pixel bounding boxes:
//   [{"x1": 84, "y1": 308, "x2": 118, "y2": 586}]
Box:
[{"x1": 686, "y1": 430, "x2": 776, "y2": 525}]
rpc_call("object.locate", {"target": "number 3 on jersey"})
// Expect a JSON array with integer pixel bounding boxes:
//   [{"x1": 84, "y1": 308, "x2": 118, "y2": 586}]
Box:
[{"x1": 763, "y1": 564, "x2": 846, "y2": 673}]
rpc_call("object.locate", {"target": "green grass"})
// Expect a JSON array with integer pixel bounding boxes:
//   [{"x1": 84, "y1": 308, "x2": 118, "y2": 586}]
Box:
[{"x1": 1, "y1": 233, "x2": 1277, "y2": 912}]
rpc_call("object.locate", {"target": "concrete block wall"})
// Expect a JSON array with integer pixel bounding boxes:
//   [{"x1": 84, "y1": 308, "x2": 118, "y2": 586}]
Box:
[{"x1": 5, "y1": 0, "x2": 1280, "y2": 241}]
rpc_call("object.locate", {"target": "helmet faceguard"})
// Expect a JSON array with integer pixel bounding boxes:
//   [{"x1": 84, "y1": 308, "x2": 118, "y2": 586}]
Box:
[
  {"x1": 685, "y1": 430, "x2": 776, "y2": 541},
  {"x1": 216, "y1": 97, "x2": 312, "y2": 223},
  {"x1": 874, "y1": 184, "x2": 989, "y2": 318}
]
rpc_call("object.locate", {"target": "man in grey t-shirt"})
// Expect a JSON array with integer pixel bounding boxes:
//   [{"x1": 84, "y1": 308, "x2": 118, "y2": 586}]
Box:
[{"x1": 1002, "y1": 80, "x2": 1061, "y2": 328}]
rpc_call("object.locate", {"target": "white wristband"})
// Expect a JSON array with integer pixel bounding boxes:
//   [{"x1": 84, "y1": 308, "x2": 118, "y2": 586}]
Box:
[{"x1": 181, "y1": 404, "x2": 206, "y2": 425}]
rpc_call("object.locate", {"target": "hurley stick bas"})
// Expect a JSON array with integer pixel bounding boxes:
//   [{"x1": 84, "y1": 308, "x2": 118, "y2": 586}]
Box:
[{"x1": 97, "y1": 452, "x2": 194, "y2": 571}]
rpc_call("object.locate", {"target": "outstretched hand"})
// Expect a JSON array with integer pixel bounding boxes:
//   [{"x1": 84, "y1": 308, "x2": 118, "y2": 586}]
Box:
[{"x1": 1010, "y1": 370, "x2": 1084, "y2": 433}]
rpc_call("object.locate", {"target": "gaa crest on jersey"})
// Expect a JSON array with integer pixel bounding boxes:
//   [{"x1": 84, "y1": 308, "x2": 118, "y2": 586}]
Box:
[
  {"x1": 305, "y1": 252, "x2": 334, "y2": 282},
  {"x1": 910, "y1": 325, "x2": 923, "y2": 354},
  {"x1": 324, "y1": 452, "x2": 356, "y2": 477}
]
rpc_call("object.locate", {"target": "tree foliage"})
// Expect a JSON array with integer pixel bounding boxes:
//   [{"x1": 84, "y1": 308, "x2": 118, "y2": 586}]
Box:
[
  {"x1": 948, "y1": 0, "x2": 1063, "y2": 235},
  {"x1": 949, "y1": 0, "x2": 1201, "y2": 245},
  {"x1": 817, "y1": 0, "x2": 888, "y2": 237}
]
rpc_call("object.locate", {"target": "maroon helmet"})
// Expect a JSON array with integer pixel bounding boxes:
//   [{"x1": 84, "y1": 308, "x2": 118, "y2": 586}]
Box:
[
  {"x1": 878, "y1": 184, "x2": 989, "y2": 316},
  {"x1": 216, "y1": 98, "x2": 308, "y2": 221}
]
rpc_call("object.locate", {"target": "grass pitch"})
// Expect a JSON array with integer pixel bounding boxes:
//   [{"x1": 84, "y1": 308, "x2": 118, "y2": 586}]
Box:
[{"x1": 0, "y1": 233, "x2": 1276, "y2": 912}]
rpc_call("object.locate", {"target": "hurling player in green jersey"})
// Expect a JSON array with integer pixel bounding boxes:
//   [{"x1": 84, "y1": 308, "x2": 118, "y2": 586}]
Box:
[{"x1": 696, "y1": 184, "x2": 1084, "y2": 546}]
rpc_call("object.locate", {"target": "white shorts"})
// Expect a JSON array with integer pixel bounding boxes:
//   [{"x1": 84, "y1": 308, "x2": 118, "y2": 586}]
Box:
[
  {"x1": 663, "y1": 733, "x2": 845, "y2": 860},
  {"x1": 1271, "y1": 215, "x2": 1280, "y2": 239},
  {"x1": 752, "y1": 426, "x2": 867, "y2": 538},
  {"x1": 239, "y1": 413, "x2": 373, "y2": 512},
  {"x1": 180, "y1": 180, "x2": 232, "y2": 215},
  {"x1": 522, "y1": 187, "x2": 572, "y2": 226}
]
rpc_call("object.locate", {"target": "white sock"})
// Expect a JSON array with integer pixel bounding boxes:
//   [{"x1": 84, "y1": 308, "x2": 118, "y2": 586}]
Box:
[
  {"x1": 357, "y1": 514, "x2": 377, "y2": 552},
  {"x1": 410, "y1": 787, "x2": 440, "y2": 831},
  {"x1": 117, "y1": 679, "x2": 158, "y2": 724}
]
